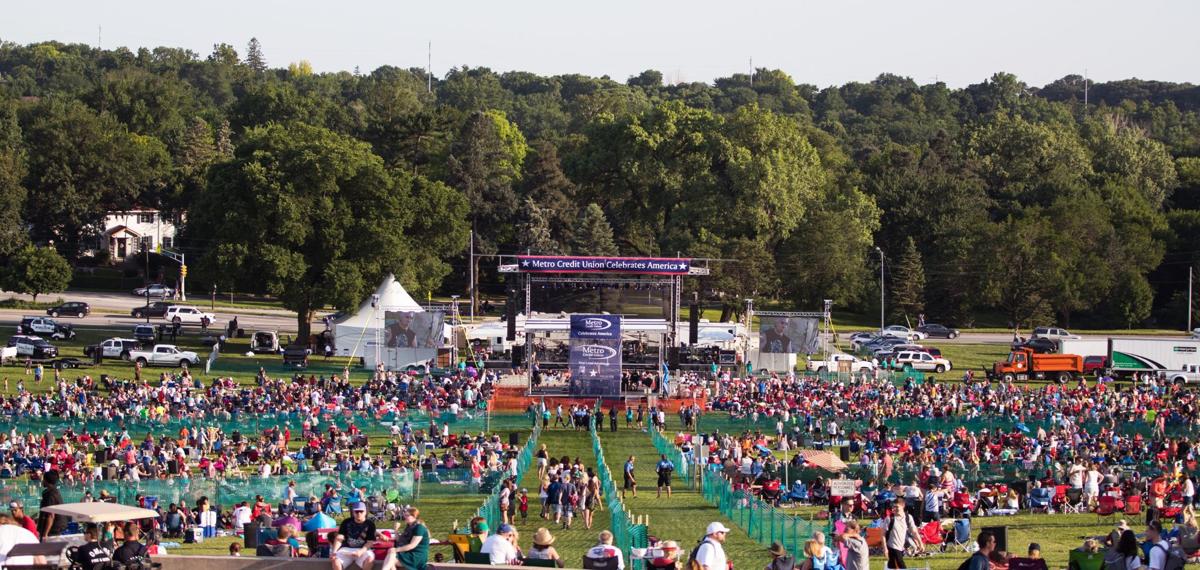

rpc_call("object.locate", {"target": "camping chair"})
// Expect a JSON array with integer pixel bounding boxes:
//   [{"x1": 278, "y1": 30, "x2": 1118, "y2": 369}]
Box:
[
  {"x1": 1008, "y1": 557, "x2": 1049, "y2": 570},
  {"x1": 949, "y1": 492, "x2": 975, "y2": 517},
  {"x1": 1124, "y1": 495, "x2": 1142, "y2": 517},
  {"x1": 1096, "y1": 496, "x2": 1120, "y2": 522},
  {"x1": 465, "y1": 552, "x2": 492, "y2": 565},
  {"x1": 582, "y1": 556, "x2": 622, "y2": 570},
  {"x1": 944, "y1": 518, "x2": 972, "y2": 553},
  {"x1": 1029, "y1": 486, "x2": 1053, "y2": 513},
  {"x1": 919, "y1": 521, "x2": 944, "y2": 552},
  {"x1": 1064, "y1": 489, "x2": 1086, "y2": 514},
  {"x1": 866, "y1": 527, "x2": 886, "y2": 555},
  {"x1": 1068, "y1": 549, "x2": 1105, "y2": 570},
  {"x1": 1052, "y1": 485, "x2": 1069, "y2": 512},
  {"x1": 524, "y1": 560, "x2": 559, "y2": 568}
]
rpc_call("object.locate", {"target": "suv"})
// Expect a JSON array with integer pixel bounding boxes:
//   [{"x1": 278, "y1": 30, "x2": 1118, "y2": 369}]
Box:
[
  {"x1": 84, "y1": 338, "x2": 141, "y2": 360},
  {"x1": 18, "y1": 317, "x2": 76, "y2": 340},
  {"x1": 131, "y1": 301, "x2": 174, "y2": 319},
  {"x1": 7, "y1": 335, "x2": 58, "y2": 359},
  {"x1": 163, "y1": 305, "x2": 216, "y2": 326},
  {"x1": 46, "y1": 302, "x2": 90, "y2": 318},
  {"x1": 1031, "y1": 327, "x2": 1080, "y2": 341},
  {"x1": 133, "y1": 324, "x2": 158, "y2": 345},
  {"x1": 891, "y1": 350, "x2": 953, "y2": 373},
  {"x1": 133, "y1": 284, "x2": 175, "y2": 298}
]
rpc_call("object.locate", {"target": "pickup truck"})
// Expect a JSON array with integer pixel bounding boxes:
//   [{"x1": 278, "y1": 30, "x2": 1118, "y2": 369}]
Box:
[
  {"x1": 1166, "y1": 364, "x2": 1200, "y2": 385},
  {"x1": 128, "y1": 344, "x2": 200, "y2": 368},
  {"x1": 806, "y1": 353, "x2": 876, "y2": 374}
]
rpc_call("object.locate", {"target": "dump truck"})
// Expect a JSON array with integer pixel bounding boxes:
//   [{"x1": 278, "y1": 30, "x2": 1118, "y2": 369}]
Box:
[
  {"x1": 991, "y1": 346, "x2": 1083, "y2": 383},
  {"x1": 1061, "y1": 337, "x2": 1200, "y2": 380}
]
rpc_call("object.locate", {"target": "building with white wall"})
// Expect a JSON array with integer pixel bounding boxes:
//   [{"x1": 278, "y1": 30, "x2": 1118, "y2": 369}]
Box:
[{"x1": 100, "y1": 209, "x2": 178, "y2": 260}]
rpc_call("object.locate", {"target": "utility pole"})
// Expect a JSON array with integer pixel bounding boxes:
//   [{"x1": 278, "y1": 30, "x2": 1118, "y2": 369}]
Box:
[
  {"x1": 875, "y1": 247, "x2": 885, "y2": 334},
  {"x1": 1084, "y1": 68, "x2": 1089, "y2": 108},
  {"x1": 749, "y1": 57, "x2": 753, "y2": 87},
  {"x1": 427, "y1": 41, "x2": 432, "y2": 93},
  {"x1": 1189, "y1": 265, "x2": 1194, "y2": 333},
  {"x1": 468, "y1": 230, "x2": 475, "y2": 321}
]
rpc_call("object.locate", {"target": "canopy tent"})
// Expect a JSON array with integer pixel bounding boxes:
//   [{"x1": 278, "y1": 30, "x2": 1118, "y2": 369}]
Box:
[
  {"x1": 797, "y1": 450, "x2": 849, "y2": 472},
  {"x1": 332, "y1": 274, "x2": 437, "y2": 369}
]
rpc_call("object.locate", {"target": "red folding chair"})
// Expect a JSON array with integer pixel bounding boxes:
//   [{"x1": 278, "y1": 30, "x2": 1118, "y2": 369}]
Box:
[{"x1": 1096, "y1": 495, "x2": 1119, "y2": 521}]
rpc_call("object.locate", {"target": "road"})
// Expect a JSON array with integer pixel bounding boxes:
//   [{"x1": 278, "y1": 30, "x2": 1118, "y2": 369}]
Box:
[{"x1": 0, "y1": 289, "x2": 314, "y2": 333}]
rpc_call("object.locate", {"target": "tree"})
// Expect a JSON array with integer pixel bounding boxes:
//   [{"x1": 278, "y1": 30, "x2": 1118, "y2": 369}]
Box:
[
  {"x1": 0, "y1": 101, "x2": 28, "y2": 257},
  {"x1": 1108, "y1": 269, "x2": 1154, "y2": 329},
  {"x1": 446, "y1": 110, "x2": 528, "y2": 253},
  {"x1": 244, "y1": 38, "x2": 267, "y2": 72},
  {"x1": 191, "y1": 122, "x2": 415, "y2": 338},
  {"x1": 4, "y1": 245, "x2": 71, "y2": 302},
  {"x1": 890, "y1": 237, "x2": 926, "y2": 322},
  {"x1": 570, "y1": 203, "x2": 617, "y2": 256},
  {"x1": 519, "y1": 141, "x2": 576, "y2": 245},
  {"x1": 516, "y1": 198, "x2": 558, "y2": 254}
]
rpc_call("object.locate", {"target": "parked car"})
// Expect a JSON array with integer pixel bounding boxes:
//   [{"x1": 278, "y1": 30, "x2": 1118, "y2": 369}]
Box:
[
  {"x1": 1031, "y1": 327, "x2": 1080, "y2": 341},
  {"x1": 874, "y1": 343, "x2": 923, "y2": 359},
  {"x1": 18, "y1": 317, "x2": 75, "y2": 340},
  {"x1": 891, "y1": 350, "x2": 953, "y2": 373},
  {"x1": 83, "y1": 338, "x2": 141, "y2": 360},
  {"x1": 128, "y1": 344, "x2": 200, "y2": 367},
  {"x1": 163, "y1": 305, "x2": 216, "y2": 326},
  {"x1": 807, "y1": 353, "x2": 877, "y2": 374},
  {"x1": 131, "y1": 301, "x2": 174, "y2": 319},
  {"x1": 916, "y1": 323, "x2": 959, "y2": 339},
  {"x1": 1016, "y1": 337, "x2": 1058, "y2": 354},
  {"x1": 882, "y1": 325, "x2": 926, "y2": 341},
  {"x1": 7, "y1": 335, "x2": 58, "y2": 359},
  {"x1": 283, "y1": 344, "x2": 311, "y2": 368},
  {"x1": 132, "y1": 324, "x2": 158, "y2": 345},
  {"x1": 250, "y1": 330, "x2": 280, "y2": 354},
  {"x1": 46, "y1": 301, "x2": 90, "y2": 318},
  {"x1": 913, "y1": 346, "x2": 944, "y2": 359},
  {"x1": 133, "y1": 284, "x2": 175, "y2": 298},
  {"x1": 1082, "y1": 355, "x2": 1109, "y2": 376}
]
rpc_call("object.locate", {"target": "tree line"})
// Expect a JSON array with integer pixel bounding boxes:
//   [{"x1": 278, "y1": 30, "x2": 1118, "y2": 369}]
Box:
[{"x1": 0, "y1": 39, "x2": 1197, "y2": 333}]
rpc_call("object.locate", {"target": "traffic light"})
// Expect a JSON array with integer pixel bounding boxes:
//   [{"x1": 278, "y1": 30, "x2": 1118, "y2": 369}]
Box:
[{"x1": 180, "y1": 265, "x2": 188, "y2": 278}]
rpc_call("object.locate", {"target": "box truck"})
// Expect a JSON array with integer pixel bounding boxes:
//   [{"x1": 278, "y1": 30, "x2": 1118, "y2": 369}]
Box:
[{"x1": 1061, "y1": 337, "x2": 1200, "y2": 380}]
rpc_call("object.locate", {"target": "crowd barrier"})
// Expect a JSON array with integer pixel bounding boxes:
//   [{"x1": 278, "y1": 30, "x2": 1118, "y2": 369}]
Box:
[
  {"x1": 473, "y1": 424, "x2": 541, "y2": 531},
  {"x1": 700, "y1": 468, "x2": 828, "y2": 555},
  {"x1": 589, "y1": 407, "x2": 648, "y2": 570}
]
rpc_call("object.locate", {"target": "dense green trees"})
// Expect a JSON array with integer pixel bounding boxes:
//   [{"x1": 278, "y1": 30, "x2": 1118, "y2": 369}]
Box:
[{"x1": 0, "y1": 37, "x2": 1197, "y2": 329}]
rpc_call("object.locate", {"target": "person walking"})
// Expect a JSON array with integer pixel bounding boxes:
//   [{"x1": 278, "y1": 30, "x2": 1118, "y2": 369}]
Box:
[
  {"x1": 966, "y1": 532, "x2": 995, "y2": 570},
  {"x1": 884, "y1": 498, "x2": 919, "y2": 569},
  {"x1": 610, "y1": 407, "x2": 618, "y2": 433},
  {"x1": 691, "y1": 522, "x2": 730, "y2": 570},
  {"x1": 656, "y1": 454, "x2": 675, "y2": 498},
  {"x1": 839, "y1": 520, "x2": 870, "y2": 570},
  {"x1": 623, "y1": 456, "x2": 637, "y2": 499}
]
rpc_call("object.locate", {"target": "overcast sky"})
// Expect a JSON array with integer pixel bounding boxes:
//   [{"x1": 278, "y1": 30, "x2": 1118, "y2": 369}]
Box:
[{"x1": 4, "y1": 0, "x2": 1198, "y2": 88}]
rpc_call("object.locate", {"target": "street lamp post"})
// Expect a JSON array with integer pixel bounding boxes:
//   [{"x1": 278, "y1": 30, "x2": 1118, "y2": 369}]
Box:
[{"x1": 875, "y1": 247, "x2": 884, "y2": 334}]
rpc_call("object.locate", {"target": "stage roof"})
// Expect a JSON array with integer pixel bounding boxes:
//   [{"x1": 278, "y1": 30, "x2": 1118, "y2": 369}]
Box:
[{"x1": 524, "y1": 317, "x2": 670, "y2": 334}]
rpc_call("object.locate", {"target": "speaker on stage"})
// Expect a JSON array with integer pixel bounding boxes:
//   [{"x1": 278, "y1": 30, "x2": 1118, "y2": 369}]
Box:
[
  {"x1": 245, "y1": 522, "x2": 260, "y2": 549},
  {"x1": 509, "y1": 433, "x2": 520, "y2": 446},
  {"x1": 689, "y1": 303, "x2": 700, "y2": 345},
  {"x1": 168, "y1": 459, "x2": 179, "y2": 475},
  {"x1": 982, "y1": 525, "x2": 1008, "y2": 553},
  {"x1": 839, "y1": 447, "x2": 851, "y2": 462},
  {"x1": 668, "y1": 347, "x2": 680, "y2": 369},
  {"x1": 506, "y1": 297, "x2": 517, "y2": 341},
  {"x1": 511, "y1": 345, "x2": 525, "y2": 368}
]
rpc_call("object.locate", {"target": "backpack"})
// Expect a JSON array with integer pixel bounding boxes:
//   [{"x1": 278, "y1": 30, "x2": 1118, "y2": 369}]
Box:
[
  {"x1": 688, "y1": 539, "x2": 714, "y2": 570},
  {"x1": 1153, "y1": 542, "x2": 1186, "y2": 570}
]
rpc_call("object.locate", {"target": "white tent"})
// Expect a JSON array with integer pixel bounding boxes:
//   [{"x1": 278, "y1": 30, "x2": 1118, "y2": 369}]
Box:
[{"x1": 332, "y1": 274, "x2": 435, "y2": 369}]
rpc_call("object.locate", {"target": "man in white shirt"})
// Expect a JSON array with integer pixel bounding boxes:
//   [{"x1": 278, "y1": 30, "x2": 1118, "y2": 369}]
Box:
[
  {"x1": 584, "y1": 530, "x2": 625, "y2": 569},
  {"x1": 231, "y1": 502, "x2": 251, "y2": 532},
  {"x1": 693, "y1": 522, "x2": 730, "y2": 570},
  {"x1": 480, "y1": 524, "x2": 519, "y2": 565},
  {"x1": 1146, "y1": 521, "x2": 1169, "y2": 570}
]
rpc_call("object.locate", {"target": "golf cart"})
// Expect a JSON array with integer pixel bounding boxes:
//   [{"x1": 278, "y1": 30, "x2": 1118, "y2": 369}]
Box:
[
  {"x1": 282, "y1": 335, "x2": 311, "y2": 368},
  {"x1": 251, "y1": 330, "x2": 280, "y2": 354}
]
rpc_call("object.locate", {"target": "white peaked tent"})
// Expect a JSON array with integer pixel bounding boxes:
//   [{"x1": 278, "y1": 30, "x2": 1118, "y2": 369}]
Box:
[{"x1": 333, "y1": 274, "x2": 434, "y2": 368}]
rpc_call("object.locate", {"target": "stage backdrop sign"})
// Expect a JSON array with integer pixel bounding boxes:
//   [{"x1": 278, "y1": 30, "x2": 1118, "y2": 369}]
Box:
[
  {"x1": 758, "y1": 317, "x2": 819, "y2": 354},
  {"x1": 569, "y1": 314, "x2": 622, "y2": 396},
  {"x1": 517, "y1": 256, "x2": 690, "y2": 275},
  {"x1": 384, "y1": 311, "x2": 444, "y2": 349}
]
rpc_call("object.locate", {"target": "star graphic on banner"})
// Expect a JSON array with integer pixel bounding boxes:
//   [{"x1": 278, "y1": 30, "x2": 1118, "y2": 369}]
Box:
[{"x1": 519, "y1": 258, "x2": 532, "y2": 268}]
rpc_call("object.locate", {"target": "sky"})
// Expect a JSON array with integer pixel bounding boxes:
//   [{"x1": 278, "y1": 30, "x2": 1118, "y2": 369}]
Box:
[{"x1": 3, "y1": 0, "x2": 1198, "y2": 88}]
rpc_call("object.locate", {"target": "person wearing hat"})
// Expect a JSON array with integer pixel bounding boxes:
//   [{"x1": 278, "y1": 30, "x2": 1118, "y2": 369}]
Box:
[
  {"x1": 481, "y1": 524, "x2": 520, "y2": 565},
  {"x1": 691, "y1": 522, "x2": 730, "y2": 570},
  {"x1": 8, "y1": 502, "x2": 36, "y2": 536},
  {"x1": 585, "y1": 530, "x2": 625, "y2": 569},
  {"x1": 1028, "y1": 543, "x2": 1042, "y2": 560},
  {"x1": 527, "y1": 528, "x2": 564, "y2": 568},
  {"x1": 332, "y1": 502, "x2": 377, "y2": 570},
  {"x1": 765, "y1": 542, "x2": 795, "y2": 570}
]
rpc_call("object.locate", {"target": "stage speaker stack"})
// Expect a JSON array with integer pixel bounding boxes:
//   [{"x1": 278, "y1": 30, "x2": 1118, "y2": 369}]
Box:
[
  {"x1": 668, "y1": 347, "x2": 680, "y2": 369},
  {"x1": 689, "y1": 303, "x2": 700, "y2": 345},
  {"x1": 509, "y1": 433, "x2": 520, "y2": 446},
  {"x1": 506, "y1": 296, "x2": 517, "y2": 341},
  {"x1": 511, "y1": 345, "x2": 525, "y2": 368}
]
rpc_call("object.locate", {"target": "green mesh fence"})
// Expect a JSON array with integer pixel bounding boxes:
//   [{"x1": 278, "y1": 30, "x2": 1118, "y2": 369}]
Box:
[
  {"x1": 473, "y1": 425, "x2": 541, "y2": 531},
  {"x1": 700, "y1": 468, "x2": 828, "y2": 555},
  {"x1": 649, "y1": 427, "x2": 693, "y2": 490},
  {"x1": 590, "y1": 410, "x2": 648, "y2": 570},
  {"x1": 4, "y1": 470, "x2": 417, "y2": 515}
]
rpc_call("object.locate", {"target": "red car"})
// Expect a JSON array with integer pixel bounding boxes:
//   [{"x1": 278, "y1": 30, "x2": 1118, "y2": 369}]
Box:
[{"x1": 1083, "y1": 355, "x2": 1109, "y2": 376}]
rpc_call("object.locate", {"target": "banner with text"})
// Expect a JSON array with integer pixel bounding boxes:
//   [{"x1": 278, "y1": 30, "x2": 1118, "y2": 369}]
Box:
[
  {"x1": 569, "y1": 314, "x2": 623, "y2": 396},
  {"x1": 517, "y1": 256, "x2": 691, "y2": 275},
  {"x1": 758, "y1": 317, "x2": 819, "y2": 354}
]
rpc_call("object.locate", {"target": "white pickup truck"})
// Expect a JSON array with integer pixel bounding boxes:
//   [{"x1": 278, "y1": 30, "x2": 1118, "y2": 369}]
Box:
[
  {"x1": 807, "y1": 353, "x2": 876, "y2": 374},
  {"x1": 128, "y1": 344, "x2": 200, "y2": 368},
  {"x1": 1166, "y1": 364, "x2": 1200, "y2": 385}
]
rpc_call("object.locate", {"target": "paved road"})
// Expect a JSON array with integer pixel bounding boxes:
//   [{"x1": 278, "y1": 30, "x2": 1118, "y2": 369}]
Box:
[{"x1": 0, "y1": 289, "x2": 314, "y2": 333}]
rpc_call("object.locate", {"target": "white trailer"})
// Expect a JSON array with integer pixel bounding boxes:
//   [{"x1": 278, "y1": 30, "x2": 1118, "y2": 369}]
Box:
[
  {"x1": 1108, "y1": 337, "x2": 1200, "y2": 377},
  {"x1": 1058, "y1": 338, "x2": 1109, "y2": 357}
]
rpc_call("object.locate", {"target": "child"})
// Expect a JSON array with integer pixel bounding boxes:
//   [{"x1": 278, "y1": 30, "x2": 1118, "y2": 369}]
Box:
[
  {"x1": 229, "y1": 543, "x2": 242, "y2": 557},
  {"x1": 518, "y1": 489, "x2": 529, "y2": 522}
]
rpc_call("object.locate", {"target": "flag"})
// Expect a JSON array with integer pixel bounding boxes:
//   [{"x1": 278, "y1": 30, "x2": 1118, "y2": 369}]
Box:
[{"x1": 661, "y1": 361, "x2": 670, "y2": 386}]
